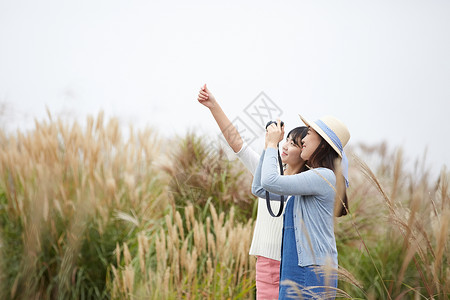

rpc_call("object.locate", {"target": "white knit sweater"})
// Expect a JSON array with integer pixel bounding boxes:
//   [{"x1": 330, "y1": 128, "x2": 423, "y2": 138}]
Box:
[{"x1": 235, "y1": 143, "x2": 285, "y2": 261}]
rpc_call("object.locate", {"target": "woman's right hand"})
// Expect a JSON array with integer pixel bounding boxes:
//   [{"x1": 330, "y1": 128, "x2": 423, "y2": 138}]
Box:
[
  {"x1": 197, "y1": 84, "x2": 217, "y2": 109},
  {"x1": 265, "y1": 119, "x2": 284, "y2": 149},
  {"x1": 197, "y1": 83, "x2": 243, "y2": 152}
]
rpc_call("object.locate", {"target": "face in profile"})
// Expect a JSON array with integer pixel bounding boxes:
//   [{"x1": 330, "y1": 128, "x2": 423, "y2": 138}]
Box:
[
  {"x1": 301, "y1": 127, "x2": 322, "y2": 161},
  {"x1": 280, "y1": 134, "x2": 303, "y2": 166}
]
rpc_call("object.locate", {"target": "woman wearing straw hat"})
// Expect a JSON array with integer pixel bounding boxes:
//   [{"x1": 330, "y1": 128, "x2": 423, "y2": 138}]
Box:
[
  {"x1": 252, "y1": 117, "x2": 350, "y2": 299},
  {"x1": 197, "y1": 84, "x2": 308, "y2": 299}
]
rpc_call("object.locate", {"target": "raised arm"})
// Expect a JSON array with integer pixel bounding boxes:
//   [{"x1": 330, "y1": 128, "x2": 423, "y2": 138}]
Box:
[
  {"x1": 261, "y1": 148, "x2": 336, "y2": 196},
  {"x1": 251, "y1": 149, "x2": 284, "y2": 201},
  {"x1": 197, "y1": 84, "x2": 243, "y2": 153}
]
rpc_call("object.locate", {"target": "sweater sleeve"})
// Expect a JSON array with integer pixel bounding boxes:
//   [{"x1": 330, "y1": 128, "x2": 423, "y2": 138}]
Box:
[
  {"x1": 251, "y1": 149, "x2": 283, "y2": 201},
  {"x1": 261, "y1": 147, "x2": 336, "y2": 196},
  {"x1": 235, "y1": 142, "x2": 260, "y2": 175}
]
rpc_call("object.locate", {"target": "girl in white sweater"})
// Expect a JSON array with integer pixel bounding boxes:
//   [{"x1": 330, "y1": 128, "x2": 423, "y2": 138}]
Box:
[{"x1": 197, "y1": 84, "x2": 307, "y2": 299}]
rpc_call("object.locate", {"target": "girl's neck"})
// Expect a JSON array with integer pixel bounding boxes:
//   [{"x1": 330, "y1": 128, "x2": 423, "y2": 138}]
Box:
[{"x1": 284, "y1": 163, "x2": 305, "y2": 175}]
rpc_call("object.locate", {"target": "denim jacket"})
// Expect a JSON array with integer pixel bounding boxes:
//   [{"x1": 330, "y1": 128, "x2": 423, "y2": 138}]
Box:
[{"x1": 251, "y1": 148, "x2": 338, "y2": 267}]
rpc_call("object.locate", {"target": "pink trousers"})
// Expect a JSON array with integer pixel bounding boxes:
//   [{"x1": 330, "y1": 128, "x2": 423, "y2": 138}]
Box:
[{"x1": 255, "y1": 256, "x2": 280, "y2": 300}]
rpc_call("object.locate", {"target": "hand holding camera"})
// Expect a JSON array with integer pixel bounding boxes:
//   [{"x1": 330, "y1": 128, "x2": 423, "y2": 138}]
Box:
[
  {"x1": 265, "y1": 119, "x2": 284, "y2": 149},
  {"x1": 265, "y1": 120, "x2": 284, "y2": 129},
  {"x1": 264, "y1": 120, "x2": 286, "y2": 217}
]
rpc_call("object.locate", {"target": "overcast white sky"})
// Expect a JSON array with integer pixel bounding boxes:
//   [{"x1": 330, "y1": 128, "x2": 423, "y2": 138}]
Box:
[{"x1": 0, "y1": 0, "x2": 449, "y2": 178}]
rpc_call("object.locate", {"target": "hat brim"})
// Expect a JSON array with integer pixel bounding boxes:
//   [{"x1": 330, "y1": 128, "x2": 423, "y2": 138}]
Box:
[{"x1": 299, "y1": 114, "x2": 342, "y2": 157}]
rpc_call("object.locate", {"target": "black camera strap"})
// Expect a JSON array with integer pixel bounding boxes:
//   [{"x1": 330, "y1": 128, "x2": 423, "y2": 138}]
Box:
[{"x1": 265, "y1": 148, "x2": 285, "y2": 217}]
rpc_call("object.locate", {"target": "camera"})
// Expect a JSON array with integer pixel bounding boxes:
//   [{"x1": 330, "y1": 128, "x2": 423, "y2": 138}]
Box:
[{"x1": 265, "y1": 120, "x2": 284, "y2": 129}]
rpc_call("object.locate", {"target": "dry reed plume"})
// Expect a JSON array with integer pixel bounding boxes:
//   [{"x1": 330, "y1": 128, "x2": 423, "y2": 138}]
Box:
[
  {"x1": 0, "y1": 114, "x2": 448, "y2": 299},
  {"x1": 335, "y1": 143, "x2": 450, "y2": 299},
  {"x1": 110, "y1": 203, "x2": 255, "y2": 299},
  {"x1": 0, "y1": 112, "x2": 168, "y2": 299}
]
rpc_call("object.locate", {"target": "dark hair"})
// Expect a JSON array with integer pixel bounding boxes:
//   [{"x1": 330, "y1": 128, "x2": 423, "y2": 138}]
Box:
[
  {"x1": 284, "y1": 126, "x2": 308, "y2": 174},
  {"x1": 307, "y1": 137, "x2": 349, "y2": 217},
  {"x1": 287, "y1": 126, "x2": 308, "y2": 147}
]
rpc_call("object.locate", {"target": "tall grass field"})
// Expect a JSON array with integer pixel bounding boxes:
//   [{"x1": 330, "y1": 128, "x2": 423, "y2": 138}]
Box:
[{"x1": 0, "y1": 113, "x2": 448, "y2": 299}]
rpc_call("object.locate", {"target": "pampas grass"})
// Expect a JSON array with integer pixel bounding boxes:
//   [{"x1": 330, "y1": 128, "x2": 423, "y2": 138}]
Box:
[
  {"x1": 110, "y1": 203, "x2": 255, "y2": 299},
  {"x1": 0, "y1": 112, "x2": 168, "y2": 299},
  {"x1": 0, "y1": 113, "x2": 448, "y2": 299},
  {"x1": 336, "y1": 143, "x2": 449, "y2": 299}
]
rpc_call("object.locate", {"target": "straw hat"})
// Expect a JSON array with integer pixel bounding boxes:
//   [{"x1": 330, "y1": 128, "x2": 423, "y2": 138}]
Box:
[{"x1": 299, "y1": 115, "x2": 350, "y2": 157}]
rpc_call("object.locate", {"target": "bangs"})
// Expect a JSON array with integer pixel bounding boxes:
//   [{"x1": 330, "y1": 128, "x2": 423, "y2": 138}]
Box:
[{"x1": 287, "y1": 126, "x2": 308, "y2": 146}]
